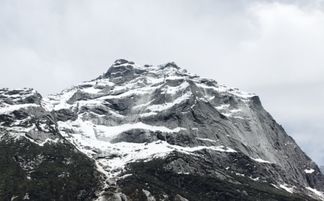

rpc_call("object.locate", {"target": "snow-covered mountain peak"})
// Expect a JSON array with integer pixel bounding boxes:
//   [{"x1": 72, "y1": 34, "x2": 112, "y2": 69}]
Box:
[
  {"x1": 2, "y1": 61, "x2": 324, "y2": 200},
  {"x1": 102, "y1": 59, "x2": 185, "y2": 82},
  {"x1": 113, "y1": 59, "x2": 134, "y2": 66},
  {"x1": 44, "y1": 60, "x2": 257, "y2": 121}
]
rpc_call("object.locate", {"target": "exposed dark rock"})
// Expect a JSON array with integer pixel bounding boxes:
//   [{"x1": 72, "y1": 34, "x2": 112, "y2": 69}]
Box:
[{"x1": 54, "y1": 109, "x2": 78, "y2": 122}]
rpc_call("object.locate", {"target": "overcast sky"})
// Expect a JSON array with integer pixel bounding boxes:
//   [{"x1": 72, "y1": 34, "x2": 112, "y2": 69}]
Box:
[{"x1": 1, "y1": 0, "x2": 323, "y2": 165}]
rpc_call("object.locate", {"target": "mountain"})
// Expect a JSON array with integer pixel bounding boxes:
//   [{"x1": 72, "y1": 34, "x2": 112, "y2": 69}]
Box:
[{"x1": 1, "y1": 59, "x2": 324, "y2": 201}]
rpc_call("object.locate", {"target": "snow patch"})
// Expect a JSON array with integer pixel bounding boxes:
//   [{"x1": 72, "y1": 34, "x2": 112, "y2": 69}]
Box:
[
  {"x1": 82, "y1": 87, "x2": 102, "y2": 94},
  {"x1": 161, "y1": 81, "x2": 189, "y2": 95},
  {"x1": 304, "y1": 169, "x2": 315, "y2": 174},
  {"x1": 44, "y1": 89, "x2": 77, "y2": 110},
  {"x1": 215, "y1": 104, "x2": 244, "y2": 119},
  {"x1": 146, "y1": 91, "x2": 191, "y2": 112},
  {"x1": 139, "y1": 112, "x2": 158, "y2": 118},
  {"x1": 279, "y1": 184, "x2": 294, "y2": 194},
  {"x1": 177, "y1": 171, "x2": 190, "y2": 175},
  {"x1": 37, "y1": 138, "x2": 60, "y2": 146},
  {"x1": 196, "y1": 83, "x2": 255, "y2": 99},
  {"x1": 306, "y1": 187, "x2": 324, "y2": 198},
  {"x1": 249, "y1": 176, "x2": 259, "y2": 181},
  {"x1": 58, "y1": 117, "x2": 237, "y2": 178},
  {"x1": 60, "y1": 119, "x2": 186, "y2": 142},
  {"x1": 251, "y1": 157, "x2": 272, "y2": 164},
  {"x1": 215, "y1": 104, "x2": 230, "y2": 110},
  {"x1": 196, "y1": 138, "x2": 217, "y2": 143},
  {"x1": 235, "y1": 172, "x2": 245, "y2": 177}
]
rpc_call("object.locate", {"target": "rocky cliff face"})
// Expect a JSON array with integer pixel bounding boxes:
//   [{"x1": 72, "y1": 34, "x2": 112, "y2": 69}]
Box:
[{"x1": 1, "y1": 59, "x2": 324, "y2": 201}]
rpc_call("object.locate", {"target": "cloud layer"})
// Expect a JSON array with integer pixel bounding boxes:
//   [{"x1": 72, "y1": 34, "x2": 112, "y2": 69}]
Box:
[{"x1": 1, "y1": 0, "x2": 323, "y2": 164}]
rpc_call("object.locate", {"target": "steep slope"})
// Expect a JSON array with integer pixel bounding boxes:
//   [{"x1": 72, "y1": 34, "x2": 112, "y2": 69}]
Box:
[
  {"x1": 1, "y1": 59, "x2": 324, "y2": 201},
  {"x1": 0, "y1": 88, "x2": 102, "y2": 201}
]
